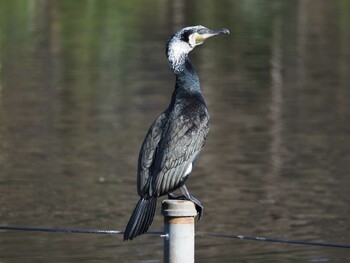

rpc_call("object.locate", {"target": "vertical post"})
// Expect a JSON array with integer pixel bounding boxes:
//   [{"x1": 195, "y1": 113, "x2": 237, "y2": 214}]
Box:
[{"x1": 162, "y1": 200, "x2": 197, "y2": 263}]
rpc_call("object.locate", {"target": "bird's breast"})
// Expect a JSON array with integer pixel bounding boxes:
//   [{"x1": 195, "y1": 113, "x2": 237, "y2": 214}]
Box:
[{"x1": 175, "y1": 94, "x2": 208, "y2": 118}]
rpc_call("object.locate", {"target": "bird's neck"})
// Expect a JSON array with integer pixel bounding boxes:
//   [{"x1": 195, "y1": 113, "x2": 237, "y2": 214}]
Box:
[
  {"x1": 167, "y1": 41, "x2": 201, "y2": 94},
  {"x1": 174, "y1": 57, "x2": 201, "y2": 94},
  {"x1": 167, "y1": 55, "x2": 205, "y2": 113}
]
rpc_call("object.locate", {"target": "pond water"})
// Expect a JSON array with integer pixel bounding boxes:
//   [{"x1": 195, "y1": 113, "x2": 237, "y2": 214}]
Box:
[{"x1": 1, "y1": 1, "x2": 350, "y2": 262}]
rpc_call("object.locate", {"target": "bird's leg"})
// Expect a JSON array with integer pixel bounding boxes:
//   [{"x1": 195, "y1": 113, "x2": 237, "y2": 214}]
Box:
[
  {"x1": 168, "y1": 187, "x2": 203, "y2": 219},
  {"x1": 180, "y1": 185, "x2": 203, "y2": 220},
  {"x1": 168, "y1": 192, "x2": 187, "y2": 200},
  {"x1": 168, "y1": 192, "x2": 181, "y2": 199}
]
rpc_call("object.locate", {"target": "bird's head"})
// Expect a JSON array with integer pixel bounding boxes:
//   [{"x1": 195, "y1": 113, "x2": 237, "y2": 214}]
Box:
[{"x1": 166, "y1": 25, "x2": 230, "y2": 72}]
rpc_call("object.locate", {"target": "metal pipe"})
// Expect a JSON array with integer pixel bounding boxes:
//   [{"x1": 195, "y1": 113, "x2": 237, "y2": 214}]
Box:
[{"x1": 162, "y1": 200, "x2": 197, "y2": 263}]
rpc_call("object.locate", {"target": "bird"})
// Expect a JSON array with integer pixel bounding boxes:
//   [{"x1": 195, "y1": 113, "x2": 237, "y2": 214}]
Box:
[{"x1": 124, "y1": 25, "x2": 229, "y2": 241}]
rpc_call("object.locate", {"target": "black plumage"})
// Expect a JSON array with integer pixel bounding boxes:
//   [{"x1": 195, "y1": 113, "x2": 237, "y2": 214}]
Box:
[{"x1": 124, "y1": 25, "x2": 229, "y2": 241}]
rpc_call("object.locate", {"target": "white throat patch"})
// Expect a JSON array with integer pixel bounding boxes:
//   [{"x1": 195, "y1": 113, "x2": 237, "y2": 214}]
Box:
[{"x1": 167, "y1": 40, "x2": 193, "y2": 73}]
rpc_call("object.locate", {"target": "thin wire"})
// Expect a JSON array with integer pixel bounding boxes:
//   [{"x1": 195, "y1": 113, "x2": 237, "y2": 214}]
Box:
[
  {"x1": 0, "y1": 226, "x2": 163, "y2": 235},
  {"x1": 0, "y1": 226, "x2": 121, "y2": 234},
  {"x1": 196, "y1": 232, "x2": 350, "y2": 249},
  {"x1": 1, "y1": 226, "x2": 349, "y2": 249}
]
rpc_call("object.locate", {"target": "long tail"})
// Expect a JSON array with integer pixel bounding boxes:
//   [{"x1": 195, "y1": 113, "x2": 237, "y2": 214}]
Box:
[{"x1": 123, "y1": 197, "x2": 157, "y2": 241}]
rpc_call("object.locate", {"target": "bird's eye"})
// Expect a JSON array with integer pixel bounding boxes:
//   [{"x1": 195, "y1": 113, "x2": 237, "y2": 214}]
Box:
[{"x1": 181, "y1": 31, "x2": 192, "y2": 42}]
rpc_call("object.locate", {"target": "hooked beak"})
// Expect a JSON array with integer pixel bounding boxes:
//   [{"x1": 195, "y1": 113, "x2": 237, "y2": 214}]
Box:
[
  {"x1": 202, "y1": 28, "x2": 230, "y2": 40},
  {"x1": 191, "y1": 27, "x2": 230, "y2": 47}
]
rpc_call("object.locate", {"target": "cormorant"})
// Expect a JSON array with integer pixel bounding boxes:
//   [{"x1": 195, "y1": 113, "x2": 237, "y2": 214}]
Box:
[{"x1": 124, "y1": 25, "x2": 229, "y2": 241}]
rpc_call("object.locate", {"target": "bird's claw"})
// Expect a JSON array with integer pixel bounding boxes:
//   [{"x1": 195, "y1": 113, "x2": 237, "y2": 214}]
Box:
[
  {"x1": 190, "y1": 196, "x2": 203, "y2": 220},
  {"x1": 168, "y1": 192, "x2": 203, "y2": 220},
  {"x1": 168, "y1": 193, "x2": 183, "y2": 199}
]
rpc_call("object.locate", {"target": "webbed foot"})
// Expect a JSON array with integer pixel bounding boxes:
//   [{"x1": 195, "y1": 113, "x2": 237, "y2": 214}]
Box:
[{"x1": 179, "y1": 185, "x2": 204, "y2": 220}]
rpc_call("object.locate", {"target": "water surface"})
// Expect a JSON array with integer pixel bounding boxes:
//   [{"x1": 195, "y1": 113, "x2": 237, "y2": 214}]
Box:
[{"x1": 0, "y1": 1, "x2": 350, "y2": 262}]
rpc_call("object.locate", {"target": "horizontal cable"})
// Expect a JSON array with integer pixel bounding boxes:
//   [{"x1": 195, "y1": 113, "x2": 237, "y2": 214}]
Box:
[
  {"x1": 0, "y1": 226, "x2": 163, "y2": 235},
  {"x1": 1, "y1": 226, "x2": 349, "y2": 249},
  {"x1": 196, "y1": 232, "x2": 350, "y2": 249}
]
